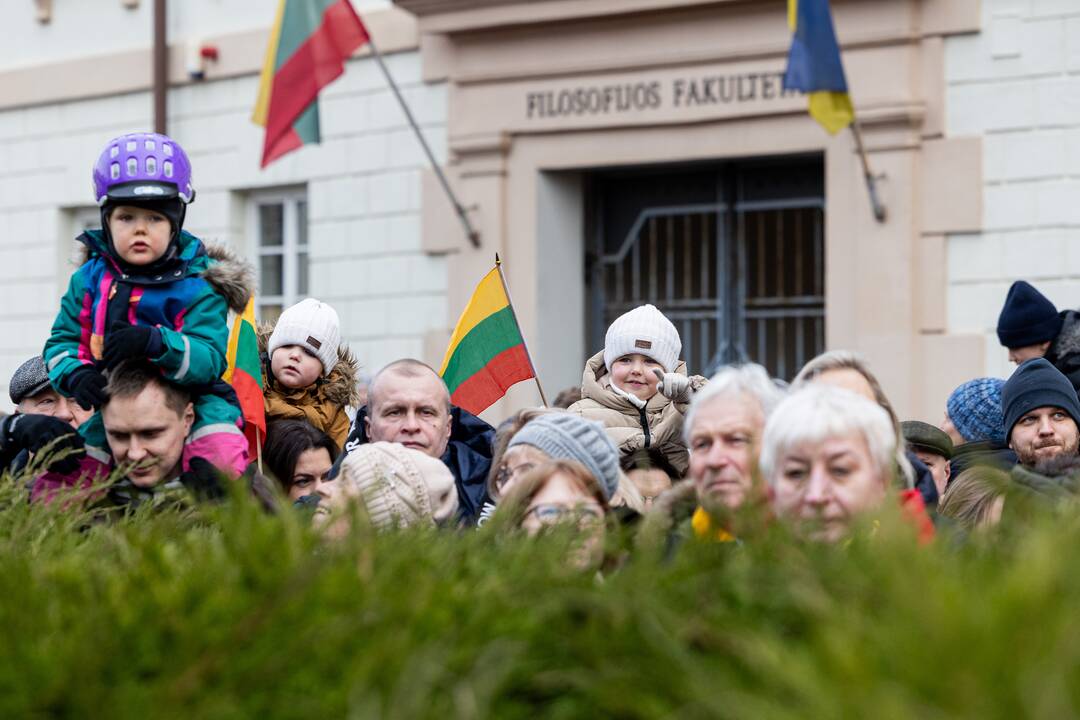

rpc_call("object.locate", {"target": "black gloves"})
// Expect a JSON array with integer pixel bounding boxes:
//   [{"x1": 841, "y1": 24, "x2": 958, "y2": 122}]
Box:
[
  {"x1": 102, "y1": 325, "x2": 164, "y2": 370},
  {"x1": 66, "y1": 366, "x2": 108, "y2": 411},
  {"x1": 179, "y1": 457, "x2": 228, "y2": 502},
  {"x1": 3, "y1": 413, "x2": 85, "y2": 473}
]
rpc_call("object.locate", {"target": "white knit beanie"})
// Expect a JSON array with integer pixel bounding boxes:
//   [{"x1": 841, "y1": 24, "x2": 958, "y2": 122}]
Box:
[
  {"x1": 603, "y1": 304, "x2": 681, "y2": 373},
  {"x1": 268, "y1": 298, "x2": 341, "y2": 376},
  {"x1": 339, "y1": 442, "x2": 458, "y2": 529}
]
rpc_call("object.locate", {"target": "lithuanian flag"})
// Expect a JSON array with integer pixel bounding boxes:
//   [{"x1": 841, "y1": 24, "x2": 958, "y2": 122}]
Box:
[
  {"x1": 782, "y1": 0, "x2": 854, "y2": 135},
  {"x1": 439, "y1": 266, "x2": 538, "y2": 416},
  {"x1": 223, "y1": 298, "x2": 266, "y2": 457},
  {"x1": 252, "y1": 0, "x2": 370, "y2": 167}
]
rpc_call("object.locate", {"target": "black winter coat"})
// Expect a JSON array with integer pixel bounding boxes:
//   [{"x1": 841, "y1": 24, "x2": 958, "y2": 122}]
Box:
[
  {"x1": 1046, "y1": 310, "x2": 1080, "y2": 395},
  {"x1": 948, "y1": 440, "x2": 1017, "y2": 488},
  {"x1": 908, "y1": 451, "x2": 939, "y2": 509}
]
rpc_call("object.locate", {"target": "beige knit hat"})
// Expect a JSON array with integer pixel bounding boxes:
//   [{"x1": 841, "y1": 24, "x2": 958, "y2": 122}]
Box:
[{"x1": 338, "y1": 442, "x2": 458, "y2": 529}]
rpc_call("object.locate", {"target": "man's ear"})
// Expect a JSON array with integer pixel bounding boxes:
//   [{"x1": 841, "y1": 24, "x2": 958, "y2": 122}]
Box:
[
  {"x1": 183, "y1": 402, "x2": 195, "y2": 436},
  {"x1": 944, "y1": 460, "x2": 951, "y2": 481}
]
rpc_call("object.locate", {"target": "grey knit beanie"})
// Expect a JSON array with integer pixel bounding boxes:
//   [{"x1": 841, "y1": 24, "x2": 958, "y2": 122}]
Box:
[
  {"x1": 507, "y1": 413, "x2": 620, "y2": 499},
  {"x1": 9, "y1": 356, "x2": 51, "y2": 405}
]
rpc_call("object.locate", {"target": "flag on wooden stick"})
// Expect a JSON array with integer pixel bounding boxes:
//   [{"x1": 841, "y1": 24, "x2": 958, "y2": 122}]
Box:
[
  {"x1": 223, "y1": 297, "x2": 266, "y2": 459},
  {"x1": 439, "y1": 261, "x2": 544, "y2": 416}
]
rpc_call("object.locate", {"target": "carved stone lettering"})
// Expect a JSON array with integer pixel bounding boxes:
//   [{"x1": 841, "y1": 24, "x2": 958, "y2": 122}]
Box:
[{"x1": 527, "y1": 71, "x2": 795, "y2": 119}]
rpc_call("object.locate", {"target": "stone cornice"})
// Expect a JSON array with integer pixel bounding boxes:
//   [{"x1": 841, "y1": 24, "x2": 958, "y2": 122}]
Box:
[{"x1": 395, "y1": 0, "x2": 739, "y2": 33}]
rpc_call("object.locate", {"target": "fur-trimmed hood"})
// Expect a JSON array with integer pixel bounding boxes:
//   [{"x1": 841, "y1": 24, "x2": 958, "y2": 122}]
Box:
[
  {"x1": 257, "y1": 323, "x2": 362, "y2": 407},
  {"x1": 202, "y1": 243, "x2": 255, "y2": 314},
  {"x1": 74, "y1": 231, "x2": 254, "y2": 314}
]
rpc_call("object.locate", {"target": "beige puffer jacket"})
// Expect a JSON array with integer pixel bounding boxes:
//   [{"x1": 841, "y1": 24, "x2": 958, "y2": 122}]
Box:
[{"x1": 567, "y1": 351, "x2": 707, "y2": 475}]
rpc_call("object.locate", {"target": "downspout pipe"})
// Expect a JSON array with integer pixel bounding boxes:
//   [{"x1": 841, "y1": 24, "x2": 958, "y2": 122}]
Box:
[{"x1": 153, "y1": 0, "x2": 167, "y2": 134}]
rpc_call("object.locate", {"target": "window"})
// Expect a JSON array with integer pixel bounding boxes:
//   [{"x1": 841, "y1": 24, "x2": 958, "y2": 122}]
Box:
[
  {"x1": 71, "y1": 207, "x2": 100, "y2": 234},
  {"x1": 249, "y1": 189, "x2": 308, "y2": 323},
  {"x1": 586, "y1": 157, "x2": 824, "y2": 381},
  {"x1": 58, "y1": 206, "x2": 103, "y2": 280}
]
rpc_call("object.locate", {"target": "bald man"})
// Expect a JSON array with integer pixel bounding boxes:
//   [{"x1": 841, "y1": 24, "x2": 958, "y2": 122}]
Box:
[{"x1": 332, "y1": 359, "x2": 495, "y2": 522}]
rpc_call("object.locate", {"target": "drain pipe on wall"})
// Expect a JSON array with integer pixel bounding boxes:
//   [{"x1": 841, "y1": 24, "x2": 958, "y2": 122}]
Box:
[{"x1": 153, "y1": 0, "x2": 167, "y2": 134}]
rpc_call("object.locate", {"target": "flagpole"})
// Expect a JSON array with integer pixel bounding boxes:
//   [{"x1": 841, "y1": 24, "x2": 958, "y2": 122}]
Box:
[
  {"x1": 366, "y1": 35, "x2": 481, "y2": 248},
  {"x1": 255, "y1": 426, "x2": 263, "y2": 475},
  {"x1": 494, "y1": 254, "x2": 549, "y2": 408},
  {"x1": 849, "y1": 120, "x2": 887, "y2": 223}
]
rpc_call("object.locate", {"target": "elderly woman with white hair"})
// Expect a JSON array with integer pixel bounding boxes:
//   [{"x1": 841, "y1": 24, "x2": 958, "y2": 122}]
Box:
[
  {"x1": 761, "y1": 385, "x2": 934, "y2": 544},
  {"x1": 793, "y1": 350, "x2": 943, "y2": 507}
]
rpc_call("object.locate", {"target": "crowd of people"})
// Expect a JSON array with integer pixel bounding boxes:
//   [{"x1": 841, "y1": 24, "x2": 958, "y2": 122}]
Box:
[{"x1": 2, "y1": 131, "x2": 1078, "y2": 571}]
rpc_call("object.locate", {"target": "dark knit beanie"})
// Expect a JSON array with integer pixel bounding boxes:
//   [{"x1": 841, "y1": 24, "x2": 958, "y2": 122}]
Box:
[
  {"x1": 946, "y1": 377, "x2": 1006, "y2": 445},
  {"x1": 997, "y1": 280, "x2": 1062, "y2": 348},
  {"x1": 1002, "y1": 358, "x2": 1080, "y2": 442}
]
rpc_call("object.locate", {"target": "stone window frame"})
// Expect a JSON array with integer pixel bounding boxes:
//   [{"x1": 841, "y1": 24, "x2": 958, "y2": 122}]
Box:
[{"x1": 247, "y1": 187, "x2": 308, "y2": 324}]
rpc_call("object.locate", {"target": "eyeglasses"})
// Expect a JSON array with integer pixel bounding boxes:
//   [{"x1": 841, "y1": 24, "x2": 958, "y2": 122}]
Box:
[
  {"x1": 524, "y1": 503, "x2": 604, "y2": 526},
  {"x1": 496, "y1": 462, "x2": 535, "y2": 487}
]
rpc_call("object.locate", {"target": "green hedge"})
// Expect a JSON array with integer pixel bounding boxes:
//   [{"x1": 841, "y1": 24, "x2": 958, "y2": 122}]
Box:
[{"x1": 1, "y1": 475, "x2": 1079, "y2": 720}]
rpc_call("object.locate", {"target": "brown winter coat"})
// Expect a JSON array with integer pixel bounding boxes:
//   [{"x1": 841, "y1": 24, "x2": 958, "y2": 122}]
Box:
[
  {"x1": 568, "y1": 351, "x2": 707, "y2": 475},
  {"x1": 257, "y1": 325, "x2": 361, "y2": 450}
]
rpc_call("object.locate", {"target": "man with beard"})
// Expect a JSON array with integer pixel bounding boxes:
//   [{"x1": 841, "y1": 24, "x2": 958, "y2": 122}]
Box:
[{"x1": 1002, "y1": 358, "x2": 1080, "y2": 471}]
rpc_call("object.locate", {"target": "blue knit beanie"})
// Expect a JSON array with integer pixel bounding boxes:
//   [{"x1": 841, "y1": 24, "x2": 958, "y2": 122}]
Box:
[
  {"x1": 997, "y1": 280, "x2": 1062, "y2": 348},
  {"x1": 946, "y1": 377, "x2": 1006, "y2": 445}
]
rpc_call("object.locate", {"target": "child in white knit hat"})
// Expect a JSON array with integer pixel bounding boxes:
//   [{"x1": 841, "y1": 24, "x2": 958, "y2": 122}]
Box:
[
  {"x1": 261, "y1": 298, "x2": 360, "y2": 449},
  {"x1": 568, "y1": 304, "x2": 706, "y2": 474}
]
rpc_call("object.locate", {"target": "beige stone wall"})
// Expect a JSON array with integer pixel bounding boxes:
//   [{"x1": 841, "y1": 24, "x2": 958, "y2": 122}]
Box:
[{"x1": 404, "y1": 0, "x2": 986, "y2": 423}]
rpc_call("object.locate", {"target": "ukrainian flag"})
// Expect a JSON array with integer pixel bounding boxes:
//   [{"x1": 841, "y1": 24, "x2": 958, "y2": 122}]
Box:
[{"x1": 783, "y1": 0, "x2": 854, "y2": 135}]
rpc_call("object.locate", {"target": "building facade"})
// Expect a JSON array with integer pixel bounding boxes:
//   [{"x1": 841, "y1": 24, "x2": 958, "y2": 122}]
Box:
[
  {"x1": 0, "y1": 0, "x2": 446, "y2": 410},
  {"x1": 0, "y1": 0, "x2": 1078, "y2": 424}
]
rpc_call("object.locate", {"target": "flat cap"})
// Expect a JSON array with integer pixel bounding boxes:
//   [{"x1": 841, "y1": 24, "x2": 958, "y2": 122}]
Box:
[
  {"x1": 901, "y1": 420, "x2": 953, "y2": 460},
  {"x1": 9, "y1": 356, "x2": 52, "y2": 405}
]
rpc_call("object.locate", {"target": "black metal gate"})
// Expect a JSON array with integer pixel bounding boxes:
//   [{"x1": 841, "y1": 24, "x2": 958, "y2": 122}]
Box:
[{"x1": 586, "y1": 157, "x2": 824, "y2": 381}]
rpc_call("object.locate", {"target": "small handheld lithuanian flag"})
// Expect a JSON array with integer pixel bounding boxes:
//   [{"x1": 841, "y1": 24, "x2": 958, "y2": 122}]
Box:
[
  {"x1": 782, "y1": 0, "x2": 854, "y2": 135},
  {"x1": 252, "y1": 0, "x2": 370, "y2": 167},
  {"x1": 223, "y1": 298, "x2": 266, "y2": 459},
  {"x1": 439, "y1": 260, "x2": 542, "y2": 416}
]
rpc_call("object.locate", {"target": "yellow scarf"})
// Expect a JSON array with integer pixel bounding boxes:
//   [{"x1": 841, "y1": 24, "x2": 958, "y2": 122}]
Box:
[{"x1": 691, "y1": 506, "x2": 735, "y2": 543}]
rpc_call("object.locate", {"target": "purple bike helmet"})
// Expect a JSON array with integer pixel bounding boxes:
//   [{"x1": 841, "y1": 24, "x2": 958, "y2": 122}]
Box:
[{"x1": 91, "y1": 132, "x2": 195, "y2": 207}]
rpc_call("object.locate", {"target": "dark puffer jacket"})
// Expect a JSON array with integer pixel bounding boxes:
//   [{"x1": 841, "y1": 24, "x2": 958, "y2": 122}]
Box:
[
  {"x1": 949, "y1": 441, "x2": 1017, "y2": 488},
  {"x1": 332, "y1": 405, "x2": 495, "y2": 523},
  {"x1": 1045, "y1": 310, "x2": 1080, "y2": 394}
]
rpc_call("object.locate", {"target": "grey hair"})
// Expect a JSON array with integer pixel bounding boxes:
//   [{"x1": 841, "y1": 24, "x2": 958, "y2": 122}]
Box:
[
  {"x1": 684, "y1": 363, "x2": 786, "y2": 443},
  {"x1": 759, "y1": 385, "x2": 897, "y2": 487}
]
